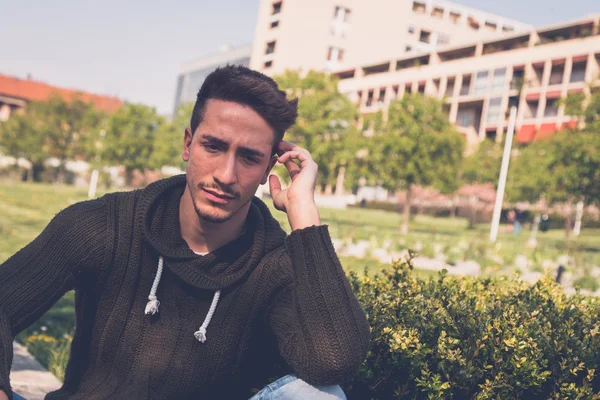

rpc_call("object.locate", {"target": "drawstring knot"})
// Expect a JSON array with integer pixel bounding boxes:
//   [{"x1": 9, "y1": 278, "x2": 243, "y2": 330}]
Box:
[{"x1": 144, "y1": 256, "x2": 221, "y2": 343}]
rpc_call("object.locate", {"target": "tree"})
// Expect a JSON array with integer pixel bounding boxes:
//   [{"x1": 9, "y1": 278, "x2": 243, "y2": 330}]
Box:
[
  {"x1": 101, "y1": 103, "x2": 165, "y2": 185},
  {"x1": 274, "y1": 70, "x2": 359, "y2": 193},
  {"x1": 148, "y1": 102, "x2": 193, "y2": 171},
  {"x1": 0, "y1": 95, "x2": 104, "y2": 182},
  {"x1": 360, "y1": 94, "x2": 465, "y2": 233},
  {"x1": 461, "y1": 139, "x2": 503, "y2": 187},
  {"x1": 507, "y1": 129, "x2": 600, "y2": 238}
]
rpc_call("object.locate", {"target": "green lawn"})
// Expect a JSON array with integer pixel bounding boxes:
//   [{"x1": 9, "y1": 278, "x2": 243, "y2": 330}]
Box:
[{"x1": 2, "y1": 179, "x2": 599, "y2": 376}]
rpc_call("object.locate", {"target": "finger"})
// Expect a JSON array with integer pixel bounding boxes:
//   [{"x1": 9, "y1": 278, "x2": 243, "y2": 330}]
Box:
[
  {"x1": 277, "y1": 140, "x2": 309, "y2": 156},
  {"x1": 277, "y1": 150, "x2": 317, "y2": 172},
  {"x1": 284, "y1": 159, "x2": 301, "y2": 180},
  {"x1": 268, "y1": 174, "x2": 282, "y2": 198}
]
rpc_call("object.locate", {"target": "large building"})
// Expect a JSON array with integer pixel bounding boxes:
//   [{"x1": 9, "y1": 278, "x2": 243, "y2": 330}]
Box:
[
  {"x1": 0, "y1": 73, "x2": 122, "y2": 122},
  {"x1": 249, "y1": 0, "x2": 530, "y2": 76},
  {"x1": 173, "y1": 44, "x2": 252, "y2": 113},
  {"x1": 335, "y1": 15, "x2": 600, "y2": 147}
]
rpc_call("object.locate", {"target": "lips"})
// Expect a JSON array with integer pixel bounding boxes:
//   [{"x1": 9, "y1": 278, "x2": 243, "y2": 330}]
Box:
[{"x1": 201, "y1": 188, "x2": 235, "y2": 204}]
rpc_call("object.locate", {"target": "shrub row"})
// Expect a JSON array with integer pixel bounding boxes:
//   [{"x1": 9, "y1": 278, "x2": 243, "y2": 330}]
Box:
[{"x1": 343, "y1": 252, "x2": 600, "y2": 399}]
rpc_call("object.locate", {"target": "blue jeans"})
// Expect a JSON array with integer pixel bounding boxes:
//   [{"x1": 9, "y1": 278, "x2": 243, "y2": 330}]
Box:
[
  {"x1": 12, "y1": 375, "x2": 346, "y2": 400},
  {"x1": 249, "y1": 374, "x2": 346, "y2": 400}
]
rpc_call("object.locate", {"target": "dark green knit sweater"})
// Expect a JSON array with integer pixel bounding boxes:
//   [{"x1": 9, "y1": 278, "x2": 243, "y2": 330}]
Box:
[{"x1": 0, "y1": 175, "x2": 370, "y2": 399}]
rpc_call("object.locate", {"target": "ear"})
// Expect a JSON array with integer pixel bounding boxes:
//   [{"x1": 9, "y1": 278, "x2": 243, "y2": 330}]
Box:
[
  {"x1": 182, "y1": 127, "x2": 193, "y2": 162},
  {"x1": 260, "y1": 155, "x2": 278, "y2": 185}
]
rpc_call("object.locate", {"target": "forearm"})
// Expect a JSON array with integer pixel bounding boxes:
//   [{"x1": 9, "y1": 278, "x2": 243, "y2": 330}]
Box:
[{"x1": 271, "y1": 225, "x2": 370, "y2": 384}]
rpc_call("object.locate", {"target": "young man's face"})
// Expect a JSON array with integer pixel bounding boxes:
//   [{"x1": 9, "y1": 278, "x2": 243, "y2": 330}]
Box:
[{"x1": 182, "y1": 99, "x2": 278, "y2": 224}]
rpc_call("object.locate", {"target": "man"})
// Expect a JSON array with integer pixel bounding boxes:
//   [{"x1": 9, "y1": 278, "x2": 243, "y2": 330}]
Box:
[{"x1": 0, "y1": 66, "x2": 370, "y2": 399}]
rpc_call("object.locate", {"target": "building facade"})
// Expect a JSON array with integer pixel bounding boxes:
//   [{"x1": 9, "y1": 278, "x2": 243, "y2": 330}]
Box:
[
  {"x1": 250, "y1": 0, "x2": 530, "y2": 76},
  {"x1": 173, "y1": 44, "x2": 252, "y2": 114},
  {"x1": 335, "y1": 16, "x2": 600, "y2": 147},
  {"x1": 0, "y1": 74, "x2": 121, "y2": 122}
]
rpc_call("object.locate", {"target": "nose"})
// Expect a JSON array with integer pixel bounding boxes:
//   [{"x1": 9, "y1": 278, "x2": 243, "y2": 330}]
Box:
[{"x1": 213, "y1": 152, "x2": 237, "y2": 187}]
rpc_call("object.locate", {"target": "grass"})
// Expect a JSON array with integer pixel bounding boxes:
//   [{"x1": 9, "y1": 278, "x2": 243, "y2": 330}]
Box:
[{"x1": 2, "y1": 179, "x2": 600, "y2": 376}]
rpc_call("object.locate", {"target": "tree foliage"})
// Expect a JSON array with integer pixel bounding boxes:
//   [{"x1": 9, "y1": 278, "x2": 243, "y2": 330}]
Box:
[
  {"x1": 274, "y1": 70, "x2": 359, "y2": 191},
  {"x1": 357, "y1": 94, "x2": 465, "y2": 232},
  {"x1": 0, "y1": 95, "x2": 105, "y2": 181},
  {"x1": 101, "y1": 103, "x2": 166, "y2": 183}
]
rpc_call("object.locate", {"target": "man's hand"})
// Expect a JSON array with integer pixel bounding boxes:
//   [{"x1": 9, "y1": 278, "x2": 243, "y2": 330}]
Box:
[
  {"x1": 269, "y1": 141, "x2": 321, "y2": 231},
  {"x1": 0, "y1": 390, "x2": 9, "y2": 400}
]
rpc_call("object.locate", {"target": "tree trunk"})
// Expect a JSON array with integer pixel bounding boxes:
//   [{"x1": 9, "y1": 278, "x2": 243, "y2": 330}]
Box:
[
  {"x1": 334, "y1": 166, "x2": 346, "y2": 196},
  {"x1": 32, "y1": 163, "x2": 44, "y2": 182},
  {"x1": 125, "y1": 168, "x2": 134, "y2": 187},
  {"x1": 468, "y1": 195, "x2": 478, "y2": 229},
  {"x1": 451, "y1": 194, "x2": 459, "y2": 218},
  {"x1": 324, "y1": 184, "x2": 333, "y2": 195},
  {"x1": 401, "y1": 186, "x2": 411, "y2": 234},
  {"x1": 564, "y1": 199, "x2": 574, "y2": 239},
  {"x1": 573, "y1": 200, "x2": 584, "y2": 237}
]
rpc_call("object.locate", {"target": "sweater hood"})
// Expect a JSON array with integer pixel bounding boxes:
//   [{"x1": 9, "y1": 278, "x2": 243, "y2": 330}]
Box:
[{"x1": 139, "y1": 174, "x2": 287, "y2": 290}]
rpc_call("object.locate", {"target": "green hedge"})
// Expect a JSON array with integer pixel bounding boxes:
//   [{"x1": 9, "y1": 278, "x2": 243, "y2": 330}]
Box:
[{"x1": 343, "y1": 252, "x2": 600, "y2": 399}]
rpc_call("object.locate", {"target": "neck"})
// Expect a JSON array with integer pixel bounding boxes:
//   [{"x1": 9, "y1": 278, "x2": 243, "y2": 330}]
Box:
[{"x1": 179, "y1": 185, "x2": 248, "y2": 253}]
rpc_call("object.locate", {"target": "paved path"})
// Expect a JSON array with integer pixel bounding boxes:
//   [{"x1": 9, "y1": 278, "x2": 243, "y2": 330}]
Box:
[{"x1": 10, "y1": 342, "x2": 61, "y2": 400}]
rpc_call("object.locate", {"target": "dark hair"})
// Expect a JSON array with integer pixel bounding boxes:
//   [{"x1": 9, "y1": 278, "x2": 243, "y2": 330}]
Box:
[{"x1": 190, "y1": 65, "x2": 298, "y2": 154}]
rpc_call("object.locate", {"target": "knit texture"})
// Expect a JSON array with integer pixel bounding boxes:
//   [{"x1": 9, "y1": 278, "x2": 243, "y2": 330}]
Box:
[{"x1": 0, "y1": 174, "x2": 370, "y2": 399}]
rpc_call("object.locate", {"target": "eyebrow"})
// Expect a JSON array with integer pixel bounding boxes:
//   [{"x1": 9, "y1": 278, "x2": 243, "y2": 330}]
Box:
[{"x1": 200, "y1": 134, "x2": 266, "y2": 159}]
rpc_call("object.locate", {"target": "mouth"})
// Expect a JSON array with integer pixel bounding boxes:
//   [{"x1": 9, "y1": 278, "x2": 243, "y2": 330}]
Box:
[{"x1": 202, "y1": 188, "x2": 235, "y2": 204}]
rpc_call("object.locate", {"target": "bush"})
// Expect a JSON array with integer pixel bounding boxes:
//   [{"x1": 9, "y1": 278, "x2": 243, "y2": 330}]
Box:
[{"x1": 343, "y1": 252, "x2": 600, "y2": 399}]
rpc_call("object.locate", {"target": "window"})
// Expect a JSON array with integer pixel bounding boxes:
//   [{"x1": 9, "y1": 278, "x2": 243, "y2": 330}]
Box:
[
  {"x1": 366, "y1": 90, "x2": 374, "y2": 107},
  {"x1": 491, "y1": 68, "x2": 506, "y2": 94},
  {"x1": 460, "y1": 74, "x2": 472, "y2": 96},
  {"x1": 502, "y1": 25, "x2": 514, "y2": 32},
  {"x1": 264, "y1": 60, "x2": 273, "y2": 68},
  {"x1": 525, "y1": 100, "x2": 539, "y2": 119},
  {"x1": 378, "y1": 88, "x2": 386, "y2": 104},
  {"x1": 334, "y1": 6, "x2": 351, "y2": 22},
  {"x1": 437, "y1": 34, "x2": 450, "y2": 46},
  {"x1": 419, "y1": 30, "x2": 431, "y2": 44},
  {"x1": 265, "y1": 41, "x2": 276, "y2": 55},
  {"x1": 468, "y1": 16, "x2": 480, "y2": 30},
  {"x1": 486, "y1": 97, "x2": 502, "y2": 124},
  {"x1": 457, "y1": 109, "x2": 475, "y2": 127},
  {"x1": 549, "y1": 64, "x2": 564, "y2": 85},
  {"x1": 545, "y1": 98, "x2": 559, "y2": 117},
  {"x1": 485, "y1": 21, "x2": 497, "y2": 31},
  {"x1": 408, "y1": 26, "x2": 416, "y2": 34},
  {"x1": 327, "y1": 47, "x2": 344, "y2": 62},
  {"x1": 432, "y1": 7, "x2": 444, "y2": 18},
  {"x1": 570, "y1": 61, "x2": 587, "y2": 83},
  {"x1": 405, "y1": 45, "x2": 413, "y2": 52},
  {"x1": 449, "y1": 12, "x2": 461, "y2": 24},
  {"x1": 272, "y1": 1, "x2": 282, "y2": 15},
  {"x1": 412, "y1": 1, "x2": 426, "y2": 14},
  {"x1": 510, "y1": 68, "x2": 525, "y2": 90},
  {"x1": 474, "y1": 71, "x2": 489, "y2": 96},
  {"x1": 445, "y1": 77, "x2": 455, "y2": 97},
  {"x1": 270, "y1": 20, "x2": 279, "y2": 28}
]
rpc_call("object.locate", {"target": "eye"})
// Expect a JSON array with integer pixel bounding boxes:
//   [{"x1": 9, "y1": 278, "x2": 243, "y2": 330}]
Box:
[
  {"x1": 243, "y1": 155, "x2": 260, "y2": 165},
  {"x1": 203, "y1": 143, "x2": 221, "y2": 153}
]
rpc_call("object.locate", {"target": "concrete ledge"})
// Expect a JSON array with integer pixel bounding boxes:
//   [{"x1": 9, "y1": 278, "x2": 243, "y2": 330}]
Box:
[{"x1": 10, "y1": 342, "x2": 61, "y2": 400}]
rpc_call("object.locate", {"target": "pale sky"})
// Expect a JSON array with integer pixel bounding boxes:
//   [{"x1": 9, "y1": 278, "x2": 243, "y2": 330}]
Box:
[{"x1": 0, "y1": 0, "x2": 597, "y2": 115}]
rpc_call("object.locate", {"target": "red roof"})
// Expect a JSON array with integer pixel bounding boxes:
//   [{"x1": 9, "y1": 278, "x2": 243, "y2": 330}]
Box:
[{"x1": 0, "y1": 73, "x2": 122, "y2": 112}]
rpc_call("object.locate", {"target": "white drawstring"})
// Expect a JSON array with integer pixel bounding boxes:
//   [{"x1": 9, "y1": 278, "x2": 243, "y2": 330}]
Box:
[
  {"x1": 144, "y1": 256, "x2": 164, "y2": 315},
  {"x1": 194, "y1": 290, "x2": 221, "y2": 343},
  {"x1": 144, "y1": 255, "x2": 221, "y2": 343}
]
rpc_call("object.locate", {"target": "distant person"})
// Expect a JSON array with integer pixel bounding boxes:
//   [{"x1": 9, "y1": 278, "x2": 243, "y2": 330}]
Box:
[
  {"x1": 513, "y1": 208, "x2": 522, "y2": 236},
  {"x1": 0, "y1": 66, "x2": 369, "y2": 400}
]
